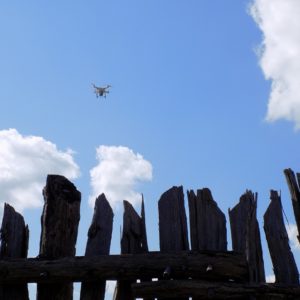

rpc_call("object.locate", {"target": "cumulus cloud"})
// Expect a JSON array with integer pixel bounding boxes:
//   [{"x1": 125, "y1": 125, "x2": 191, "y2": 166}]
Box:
[
  {"x1": 89, "y1": 146, "x2": 153, "y2": 208},
  {"x1": 249, "y1": 0, "x2": 300, "y2": 128},
  {"x1": 0, "y1": 128, "x2": 80, "y2": 212},
  {"x1": 286, "y1": 223, "x2": 300, "y2": 251}
]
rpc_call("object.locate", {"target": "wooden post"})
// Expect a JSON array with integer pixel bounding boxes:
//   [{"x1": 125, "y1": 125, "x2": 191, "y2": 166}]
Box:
[
  {"x1": 0, "y1": 203, "x2": 29, "y2": 300},
  {"x1": 121, "y1": 200, "x2": 148, "y2": 254},
  {"x1": 80, "y1": 194, "x2": 113, "y2": 300},
  {"x1": 229, "y1": 191, "x2": 254, "y2": 252},
  {"x1": 245, "y1": 195, "x2": 265, "y2": 284},
  {"x1": 159, "y1": 186, "x2": 189, "y2": 253},
  {"x1": 140, "y1": 194, "x2": 149, "y2": 253},
  {"x1": 187, "y1": 188, "x2": 227, "y2": 251},
  {"x1": 113, "y1": 199, "x2": 148, "y2": 300},
  {"x1": 158, "y1": 186, "x2": 189, "y2": 300},
  {"x1": 139, "y1": 195, "x2": 153, "y2": 300},
  {"x1": 37, "y1": 174, "x2": 81, "y2": 300},
  {"x1": 264, "y1": 190, "x2": 299, "y2": 284},
  {"x1": 229, "y1": 191, "x2": 265, "y2": 283},
  {"x1": 284, "y1": 168, "x2": 300, "y2": 244}
]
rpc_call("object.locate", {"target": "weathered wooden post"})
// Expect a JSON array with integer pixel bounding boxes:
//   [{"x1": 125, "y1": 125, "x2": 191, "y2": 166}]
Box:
[
  {"x1": 187, "y1": 188, "x2": 227, "y2": 251},
  {"x1": 229, "y1": 190, "x2": 265, "y2": 283},
  {"x1": 284, "y1": 168, "x2": 300, "y2": 244},
  {"x1": 159, "y1": 186, "x2": 189, "y2": 253},
  {"x1": 158, "y1": 186, "x2": 189, "y2": 300},
  {"x1": 37, "y1": 175, "x2": 81, "y2": 300},
  {"x1": 113, "y1": 198, "x2": 148, "y2": 300},
  {"x1": 80, "y1": 193, "x2": 114, "y2": 300},
  {"x1": 0, "y1": 203, "x2": 29, "y2": 300},
  {"x1": 140, "y1": 195, "x2": 149, "y2": 253},
  {"x1": 264, "y1": 190, "x2": 299, "y2": 284}
]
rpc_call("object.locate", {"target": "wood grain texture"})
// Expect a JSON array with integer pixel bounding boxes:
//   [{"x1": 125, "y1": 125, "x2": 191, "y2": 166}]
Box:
[
  {"x1": 264, "y1": 190, "x2": 299, "y2": 284},
  {"x1": 188, "y1": 188, "x2": 227, "y2": 251},
  {"x1": 0, "y1": 203, "x2": 29, "y2": 300},
  {"x1": 159, "y1": 186, "x2": 189, "y2": 252},
  {"x1": 37, "y1": 175, "x2": 81, "y2": 300},
  {"x1": 80, "y1": 193, "x2": 113, "y2": 300},
  {"x1": 0, "y1": 251, "x2": 248, "y2": 283},
  {"x1": 284, "y1": 168, "x2": 300, "y2": 244},
  {"x1": 114, "y1": 200, "x2": 148, "y2": 300},
  {"x1": 158, "y1": 186, "x2": 189, "y2": 300},
  {"x1": 229, "y1": 191, "x2": 265, "y2": 283}
]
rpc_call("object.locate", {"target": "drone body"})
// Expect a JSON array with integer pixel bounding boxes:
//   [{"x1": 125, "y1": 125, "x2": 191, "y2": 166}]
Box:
[{"x1": 92, "y1": 84, "x2": 111, "y2": 98}]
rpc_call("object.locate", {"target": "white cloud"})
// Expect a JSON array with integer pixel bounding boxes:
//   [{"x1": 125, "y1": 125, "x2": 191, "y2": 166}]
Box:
[
  {"x1": 89, "y1": 146, "x2": 153, "y2": 208},
  {"x1": 105, "y1": 281, "x2": 116, "y2": 296},
  {"x1": 286, "y1": 223, "x2": 300, "y2": 251},
  {"x1": 266, "y1": 274, "x2": 275, "y2": 283},
  {"x1": 0, "y1": 128, "x2": 80, "y2": 212},
  {"x1": 249, "y1": 0, "x2": 300, "y2": 129}
]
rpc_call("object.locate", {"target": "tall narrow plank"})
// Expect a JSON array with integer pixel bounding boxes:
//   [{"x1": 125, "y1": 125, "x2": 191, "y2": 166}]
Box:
[
  {"x1": 158, "y1": 186, "x2": 189, "y2": 300},
  {"x1": 245, "y1": 195, "x2": 265, "y2": 284},
  {"x1": 37, "y1": 174, "x2": 81, "y2": 300},
  {"x1": 114, "y1": 200, "x2": 148, "y2": 300},
  {"x1": 80, "y1": 193, "x2": 114, "y2": 300},
  {"x1": 139, "y1": 196, "x2": 152, "y2": 300},
  {"x1": 121, "y1": 200, "x2": 145, "y2": 254},
  {"x1": 229, "y1": 191, "x2": 265, "y2": 283},
  {"x1": 0, "y1": 203, "x2": 29, "y2": 300},
  {"x1": 284, "y1": 168, "x2": 300, "y2": 244},
  {"x1": 140, "y1": 194, "x2": 149, "y2": 252},
  {"x1": 159, "y1": 186, "x2": 189, "y2": 252},
  {"x1": 264, "y1": 190, "x2": 299, "y2": 284},
  {"x1": 229, "y1": 191, "x2": 251, "y2": 253},
  {"x1": 187, "y1": 188, "x2": 227, "y2": 251}
]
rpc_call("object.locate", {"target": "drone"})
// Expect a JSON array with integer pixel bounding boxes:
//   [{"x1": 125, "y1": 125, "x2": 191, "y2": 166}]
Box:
[{"x1": 92, "y1": 84, "x2": 111, "y2": 98}]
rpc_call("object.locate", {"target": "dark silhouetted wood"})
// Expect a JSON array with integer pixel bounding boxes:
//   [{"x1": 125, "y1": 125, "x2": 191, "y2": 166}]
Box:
[
  {"x1": 229, "y1": 191, "x2": 252, "y2": 252},
  {"x1": 80, "y1": 194, "x2": 113, "y2": 300},
  {"x1": 0, "y1": 251, "x2": 248, "y2": 283},
  {"x1": 140, "y1": 195, "x2": 149, "y2": 252},
  {"x1": 264, "y1": 190, "x2": 299, "y2": 284},
  {"x1": 159, "y1": 186, "x2": 189, "y2": 252},
  {"x1": 0, "y1": 203, "x2": 29, "y2": 300},
  {"x1": 229, "y1": 191, "x2": 265, "y2": 283},
  {"x1": 187, "y1": 188, "x2": 227, "y2": 251},
  {"x1": 159, "y1": 186, "x2": 189, "y2": 300},
  {"x1": 3, "y1": 169, "x2": 300, "y2": 299},
  {"x1": 245, "y1": 193, "x2": 265, "y2": 284},
  {"x1": 37, "y1": 175, "x2": 81, "y2": 300},
  {"x1": 114, "y1": 200, "x2": 148, "y2": 300},
  {"x1": 121, "y1": 200, "x2": 147, "y2": 254},
  {"x1": 139, "y1": 195, "x2": 153, "y2": 300},
  {"x1": 132, "y1": 280, "x2": 300, "y2": 299},
  {"x1": 284, "y1": 168, "x2": 300, "y2": 244}
]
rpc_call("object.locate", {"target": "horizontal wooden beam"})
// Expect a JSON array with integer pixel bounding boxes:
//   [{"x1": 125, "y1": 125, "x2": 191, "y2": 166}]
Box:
[
  {"x1": 132, "y1": 280, "x2": 300, "y2": 299},
  {"x1": 0, "y1": 251, "x2": 248, "y2": 283}
]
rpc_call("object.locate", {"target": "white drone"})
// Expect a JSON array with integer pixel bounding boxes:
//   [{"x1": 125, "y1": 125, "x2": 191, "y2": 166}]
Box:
[{"x1": 92, "y1": 84, "x2": 111, "y2": 98}]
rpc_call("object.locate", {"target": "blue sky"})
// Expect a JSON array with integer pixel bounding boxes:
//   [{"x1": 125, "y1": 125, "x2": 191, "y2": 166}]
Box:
[{"x1": 1, "y1": 1, "x2": 300, "y2": 298}]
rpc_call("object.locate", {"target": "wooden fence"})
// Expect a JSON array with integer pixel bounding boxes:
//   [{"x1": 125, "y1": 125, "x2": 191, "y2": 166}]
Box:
[{"x1": 0, "y1": 168, "x2": 300, "y2": 299}]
